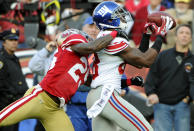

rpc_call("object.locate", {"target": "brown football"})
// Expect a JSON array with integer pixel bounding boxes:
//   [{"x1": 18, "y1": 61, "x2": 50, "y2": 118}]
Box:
[{"x1": 147, "y1": 11, "x2": 176, "y2": 30}]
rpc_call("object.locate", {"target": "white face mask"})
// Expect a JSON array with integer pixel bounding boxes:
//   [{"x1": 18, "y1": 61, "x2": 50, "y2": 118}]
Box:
[
  {"x1": 118, "y1": 14, "x2": 134, "y2": 33},
  {"x1": 119, "y1": 21, "x2": 128, "y2": 31}
]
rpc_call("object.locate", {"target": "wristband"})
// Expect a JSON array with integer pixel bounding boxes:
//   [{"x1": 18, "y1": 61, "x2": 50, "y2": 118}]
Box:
[
  {"x1": 126, "y1": 78, "x2": 132, "y2": 86},
  {"x1": 110, "y1": 31, "x2": 118, "y2": 38}
]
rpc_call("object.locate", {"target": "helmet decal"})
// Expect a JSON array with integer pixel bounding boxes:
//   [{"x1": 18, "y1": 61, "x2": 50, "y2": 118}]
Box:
[{"x1": 97, "y1": 5, "x2": 112, "y2": 17}]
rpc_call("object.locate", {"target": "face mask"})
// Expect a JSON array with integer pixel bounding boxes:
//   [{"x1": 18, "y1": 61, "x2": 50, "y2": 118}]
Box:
[{"x1": 119, "y1": 21, "x2": 128, "y2": 31}]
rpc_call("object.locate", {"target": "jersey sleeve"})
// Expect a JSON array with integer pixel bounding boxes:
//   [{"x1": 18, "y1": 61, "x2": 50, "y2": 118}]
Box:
[
  {"x1": 61, "y1": 34, "x2": 88, "y2": 50},
  {"x1": 104, "y1": 37, "x2": 129, "y2": 54}
]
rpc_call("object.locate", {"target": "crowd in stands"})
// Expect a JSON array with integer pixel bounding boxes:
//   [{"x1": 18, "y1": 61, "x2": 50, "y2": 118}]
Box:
[{"x1": 0, "y1": 0, "x2": 194, "y2": 131}]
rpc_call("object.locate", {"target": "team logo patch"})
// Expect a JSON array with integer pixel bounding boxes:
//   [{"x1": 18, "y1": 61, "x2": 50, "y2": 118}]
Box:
[
  {"x1": 61, "y1": 32, "x2": 69, "y2": 38},
  {"x1": 0, "y1": 61, "x2": 4, "y2": 69},
  {"x1": 97, "y1": 5, "x2": 112, "y2": 17},
  {"x1": 185, "y1": 62, "x2": 192, "y2": 73}
]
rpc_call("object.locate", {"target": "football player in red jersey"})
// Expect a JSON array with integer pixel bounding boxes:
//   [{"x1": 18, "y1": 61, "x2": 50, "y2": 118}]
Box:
[{"x1": 0, "y1": 28, "x2": 128, "y2": 131}]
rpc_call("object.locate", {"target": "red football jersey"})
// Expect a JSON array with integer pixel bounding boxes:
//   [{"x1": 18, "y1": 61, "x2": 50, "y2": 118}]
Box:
[{"x1": 39, "y1": 34, "x2": 89, "y2": 102}]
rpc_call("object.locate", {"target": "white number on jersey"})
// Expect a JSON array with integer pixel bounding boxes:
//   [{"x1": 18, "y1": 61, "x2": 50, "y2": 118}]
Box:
[{"x1": 68, "y1": 56, "x2": 89, "y2": 86}]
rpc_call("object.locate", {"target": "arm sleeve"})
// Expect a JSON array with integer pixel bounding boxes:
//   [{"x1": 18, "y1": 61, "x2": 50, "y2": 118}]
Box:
[
  {"x1": 28, "y1": 48, "x2": 50, "y2": 76},
  {"x1": 144, "y1": 55, "x2": 160, "y2": 96},
  {"x1": 138, "y1": 33, "x2": 150, "y2": 52},
  {"x1": 104, "y1": 37, "x2": 129, "y2": 55}
]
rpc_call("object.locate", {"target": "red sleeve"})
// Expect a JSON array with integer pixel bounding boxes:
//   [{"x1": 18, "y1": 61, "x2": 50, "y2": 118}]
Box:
[{"x1": 61, "y1": 34, "x2": 88, "y2": 49}]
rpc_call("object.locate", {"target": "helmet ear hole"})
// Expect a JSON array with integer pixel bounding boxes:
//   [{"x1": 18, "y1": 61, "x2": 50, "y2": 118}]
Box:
[{"x1": 108, "y1": 19, "x2": 113, "y2": 23}]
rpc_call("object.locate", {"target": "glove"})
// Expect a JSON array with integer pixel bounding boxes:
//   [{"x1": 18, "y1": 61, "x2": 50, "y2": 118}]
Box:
[
  {"x1": 149, "y1": 16, "x2": 173, "y2": 37},
  {"x1": 143, "y1": 23, "x2": 154, "y2": 35},
  {"x1": 131, "y1": 76, "x2": 144, "y2": 87},
  {"x1": 115, "y1": 29, "x2": 129, "y2": 41}
]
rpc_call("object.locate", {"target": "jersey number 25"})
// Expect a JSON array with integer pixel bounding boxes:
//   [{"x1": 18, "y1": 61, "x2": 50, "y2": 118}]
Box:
[{"x1": 68, "y1": 56, "x2": 89, "y2": 87}]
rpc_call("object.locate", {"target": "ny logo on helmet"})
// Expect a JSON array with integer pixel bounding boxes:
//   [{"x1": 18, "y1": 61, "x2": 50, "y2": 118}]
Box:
[{"x1": 97, "y1": 5, "x2": 112, "y2": 17}]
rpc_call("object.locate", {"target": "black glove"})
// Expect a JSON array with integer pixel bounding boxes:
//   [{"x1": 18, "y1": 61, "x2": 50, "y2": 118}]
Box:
[
  {"x1": 131, "y1": 76, "x2": 144, "y2": 87},
  {"x1": 115, "y1": 29, "x2": 129, "y2": 41}
]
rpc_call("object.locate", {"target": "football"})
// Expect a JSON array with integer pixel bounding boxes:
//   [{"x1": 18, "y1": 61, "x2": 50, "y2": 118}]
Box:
[{"x1": 147, "y1": 11, "x2": 176, "y2": 30}]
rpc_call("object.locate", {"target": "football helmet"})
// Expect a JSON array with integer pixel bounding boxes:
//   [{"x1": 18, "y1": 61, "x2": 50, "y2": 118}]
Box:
[
  {"x1": 57, "y1": 29, "x2": 92, "y2": 46},
  {"x1": 93, "y1": 1, "x2": 133, "y2": 31}
]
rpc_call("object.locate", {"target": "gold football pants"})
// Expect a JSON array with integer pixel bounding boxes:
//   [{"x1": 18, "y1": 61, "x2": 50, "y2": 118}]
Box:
[{"x1": 0, "y1": 86, "x2": 74, "y2": 131}]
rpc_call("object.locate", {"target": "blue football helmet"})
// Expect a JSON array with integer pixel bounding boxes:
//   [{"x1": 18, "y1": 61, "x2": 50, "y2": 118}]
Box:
[{"x1": 93, "y1": 1, "x2": 133, "y2": 30}]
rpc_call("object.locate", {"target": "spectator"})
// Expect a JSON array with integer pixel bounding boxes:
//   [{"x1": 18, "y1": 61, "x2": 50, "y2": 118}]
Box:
[
  {"x1": 0, "y1": 28, "x2": 28, "y2": 131},
  {"x1": 131, "y1": 0, "x2": 165, "y2": 46},
  {"x1": 190, "y1": 0, "x2": 194, "y2": 8},
  {"x1": 125, "y1": 0, "x2": 150, "y2": 16},
  {"x1": 82, "y1": 16, "x2": 100, "y2": 40},
  {"x1": 144, "y1": 24, "x2": 193, "y2": 131},
  {"x1": 163, "y1": 0, "x2": 193, "y2": 50},
  {"x1": 161, "y1": 0, "x2": 175, "y2": 9},
  {"x1": 58, "y1": 7, "x2": 90, "y2": 31},
  {"x1": 191, "y1": 101, "x2": 194, "y2": 131},
  {"x1": 43, "y1": 0, "x2": 61, "y2": 41}
]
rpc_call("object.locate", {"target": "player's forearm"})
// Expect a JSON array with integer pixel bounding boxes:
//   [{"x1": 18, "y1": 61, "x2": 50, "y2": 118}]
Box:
[
  {"x1": 89, "y1": 34, "x2": 114, "y2": 52},
  {"x1": 119, "y1": 47, "x2": 158, "y2": 68},
  {"x1": 71, "y1": 34, "x2": 113, "y2": 55},
  {"x1": 136, "y1": 36, "x2": 163, "y2": 67},
  {"x1": 140, "y1": 48, "x2": 158, "y2": 67}
]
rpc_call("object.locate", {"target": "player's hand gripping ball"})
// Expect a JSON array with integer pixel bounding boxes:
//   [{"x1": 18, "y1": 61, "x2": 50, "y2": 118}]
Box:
[{"x1": 147, "y1": 11, "x2": 176, "y2": 30}]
